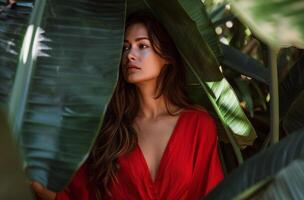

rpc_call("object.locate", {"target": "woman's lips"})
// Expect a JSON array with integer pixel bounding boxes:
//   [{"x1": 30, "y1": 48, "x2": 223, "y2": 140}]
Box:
[{"x1": 127, "y1": 65, "x2": 140, "y2": 71}]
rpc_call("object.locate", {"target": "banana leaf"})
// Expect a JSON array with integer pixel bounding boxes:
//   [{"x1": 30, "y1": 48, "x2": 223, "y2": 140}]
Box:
[
  {"x1": 2, "y1": 0, "x2": 126, "y2": 191},
  {"x1": 204, "y1": 127, "x2": 304, "y2": 200},
  {"x1": 248, "y1": 160, "x2": 304, "y2": 200},
  {"x1": 220, "y1": 43, "x2": 269, "y2": 85},
  {"x1": 228, "y1": 0, "x2": 304, "y2": 49},
  {"x1": 0, "y1": 108, "x2": 34, "y2": 200},
  {"x1": 280, "y1": 54, "x2": 304, "y2": 133},
  {"x1": 0, "y1": 1, "x2": 33, "y2": 106}
]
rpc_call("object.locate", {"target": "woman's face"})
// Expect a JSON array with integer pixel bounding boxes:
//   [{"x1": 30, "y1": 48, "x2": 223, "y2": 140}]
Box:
[{"x1": 121, "y1": 23, "x2": 168, "y2": 84}]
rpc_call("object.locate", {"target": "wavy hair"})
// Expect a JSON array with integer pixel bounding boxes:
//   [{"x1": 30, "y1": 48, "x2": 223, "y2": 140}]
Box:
[{"x1": 87, "y1": 11, "x2": 193, "y2": 199}]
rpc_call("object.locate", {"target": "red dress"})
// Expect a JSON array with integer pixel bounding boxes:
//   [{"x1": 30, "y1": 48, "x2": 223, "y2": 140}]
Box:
[{"x1": 56, "y1": 109, "x2": 224, "y2": 200}]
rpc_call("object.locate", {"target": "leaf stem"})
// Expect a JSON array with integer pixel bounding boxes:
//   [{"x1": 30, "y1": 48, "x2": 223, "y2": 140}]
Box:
[{"x1": 269, "y1": 48, "x2": 280, "y2": 144}]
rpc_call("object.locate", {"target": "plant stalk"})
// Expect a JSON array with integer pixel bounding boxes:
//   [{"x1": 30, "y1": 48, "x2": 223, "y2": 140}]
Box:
[{"x1": 269, "y1": 48, "x2": 280, "y2": 144}]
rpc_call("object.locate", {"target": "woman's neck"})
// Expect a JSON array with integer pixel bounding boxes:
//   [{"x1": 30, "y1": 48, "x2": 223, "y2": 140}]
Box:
[{"x1": 135, "y1": 81, "x2": 171, "y2": 119}]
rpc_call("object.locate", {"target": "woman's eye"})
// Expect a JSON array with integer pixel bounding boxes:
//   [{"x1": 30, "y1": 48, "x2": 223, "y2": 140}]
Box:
[
  {"x1": 139, "y1": 44, "x2": 148, "y2": 49},
  {"x1": 123, "y1": 45, "x2": 130, "y2": 51}
]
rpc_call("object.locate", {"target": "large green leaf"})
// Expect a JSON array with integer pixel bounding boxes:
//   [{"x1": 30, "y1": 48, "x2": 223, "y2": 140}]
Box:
[
  {"x1": 2, "y1": 0, "x2": 125, "y2": 191},
  {"x1": 187, "y1": 0, "x2": 224, "y2": 60},
  {"x1": 0, "y1": 1, "x2": 33, "y2": 106},
  {"x1": 204, "y1": 128, "x2": 304, "y2": 200},
  {"x1": 0, "y1": 108, "x2": 34, "y2": 200},
  {"x1": 247, "y1": 160, "x2": 304, "y2": 200},
  {"x1": 228, "y1": 0, "x2": 304, "y2": 49},
  {"x1": 280, "y1": 55, "x2": 304, "y2": 133},
  {"x1": 220, "y1": 43, "x2": 269, "y2": 85},
  {"x1": 204, "y1": 79, "x2": 257, "y2": 149}
]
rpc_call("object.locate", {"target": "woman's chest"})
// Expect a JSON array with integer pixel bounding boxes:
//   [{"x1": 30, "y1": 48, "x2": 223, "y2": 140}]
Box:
[
  {"x1": 134, "y1": 115, "x2": 180, "y2": 182},
  {"x1": 112, "y1": 127, "x2": 196, "y2": 199}
]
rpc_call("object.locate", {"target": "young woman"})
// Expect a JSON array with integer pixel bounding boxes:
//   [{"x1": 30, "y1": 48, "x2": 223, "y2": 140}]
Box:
[{"x1": 32, "y1": 11, "x2": 224, "y2": 200}]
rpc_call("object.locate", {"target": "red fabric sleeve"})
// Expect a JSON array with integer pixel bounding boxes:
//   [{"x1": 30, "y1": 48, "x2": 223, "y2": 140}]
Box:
[
  {"x1": 189, "y1": 113, "x2": 224, "y2": 199},
  {"x1": 55, "y1": 164, "x2": 91, "y2": 200}
]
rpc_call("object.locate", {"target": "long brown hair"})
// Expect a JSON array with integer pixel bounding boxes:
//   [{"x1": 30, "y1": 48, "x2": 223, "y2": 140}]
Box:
[{"x1": 87, "y1": 11, "x2": 193, "y2": 199}]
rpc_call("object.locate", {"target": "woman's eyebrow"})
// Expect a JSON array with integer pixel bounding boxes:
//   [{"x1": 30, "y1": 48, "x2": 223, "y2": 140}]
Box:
[{"x1": 124, "y1": 37, "x2": 149, "y2": 43}]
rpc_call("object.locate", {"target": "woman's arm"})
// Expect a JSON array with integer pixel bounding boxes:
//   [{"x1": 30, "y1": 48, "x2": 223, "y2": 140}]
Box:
[
  {"x1": 189, "y1": 112, "x2": 224, "y2": 199},
  {"x1": 55, "y1": 164, "x2": 91, "y2": 200},
  {"x1": 32, "y1": 164, "x2": 91, "y2": 200}
]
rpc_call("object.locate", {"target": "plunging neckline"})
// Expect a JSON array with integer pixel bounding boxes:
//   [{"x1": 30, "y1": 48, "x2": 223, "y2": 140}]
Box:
[{"x1": 136, "y1": 110, "x2": 185, "y2": 185}]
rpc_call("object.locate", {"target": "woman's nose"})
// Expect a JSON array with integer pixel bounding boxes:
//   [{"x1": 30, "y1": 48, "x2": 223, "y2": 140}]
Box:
[{"x1": 127, "y1": 48, "x2": 136, "y2": 61}]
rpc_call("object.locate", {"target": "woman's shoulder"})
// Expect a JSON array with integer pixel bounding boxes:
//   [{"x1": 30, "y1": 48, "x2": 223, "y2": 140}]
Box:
[{"x1": 182, "y1": 105, "x2": 214, "y2": 121}]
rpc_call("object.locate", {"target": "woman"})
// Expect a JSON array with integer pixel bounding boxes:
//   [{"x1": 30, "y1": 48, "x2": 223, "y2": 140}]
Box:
[{"x1": 32, "y1": 11, "x2": 224, "y2": 200}]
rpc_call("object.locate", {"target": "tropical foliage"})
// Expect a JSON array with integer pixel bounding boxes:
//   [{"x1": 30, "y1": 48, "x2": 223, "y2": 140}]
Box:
[{"x1": 0, "y1": 0, "x2": 304, "y2": 199}]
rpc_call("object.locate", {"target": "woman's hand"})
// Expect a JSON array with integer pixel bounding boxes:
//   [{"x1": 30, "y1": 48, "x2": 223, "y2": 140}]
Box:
[{"x1": 31, "y1": 181, "x2": 56, "y2": 200}]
